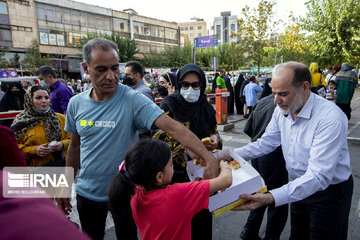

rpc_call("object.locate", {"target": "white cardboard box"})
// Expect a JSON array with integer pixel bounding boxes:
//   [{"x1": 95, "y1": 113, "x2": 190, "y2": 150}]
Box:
[{"x1": 187, "y1": 149, "x2": 265, "y2": 214}]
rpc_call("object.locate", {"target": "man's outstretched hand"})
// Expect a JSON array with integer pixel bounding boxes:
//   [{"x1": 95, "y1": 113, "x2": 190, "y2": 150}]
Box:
[{"x1": 232, "y1": 192, "x2": 275, "y2": 211}]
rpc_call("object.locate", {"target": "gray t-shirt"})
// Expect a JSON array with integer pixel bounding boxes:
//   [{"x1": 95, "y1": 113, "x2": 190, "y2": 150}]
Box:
[{"x1": 65, "y1": 84, "x2": 163, "y2": 201}]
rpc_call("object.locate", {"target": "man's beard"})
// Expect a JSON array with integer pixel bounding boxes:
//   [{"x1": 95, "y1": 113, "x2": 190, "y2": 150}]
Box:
[{"x1": 278, "y1": 90, "x2": 304, "y2": 116}]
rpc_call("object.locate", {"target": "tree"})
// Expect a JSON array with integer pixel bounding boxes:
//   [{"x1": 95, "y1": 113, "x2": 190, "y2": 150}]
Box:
[
  {"x1": 301, "y1": 0, "x2": 360, "y2": 66},
  {"x1": 277, "y1": 14, "x2": 312, "y2": 64},
  {"x1": 0, "y1": 46, "x2": 9, "y2": 68},
  {"x1": 22, "y1": 40, "x2": 51, "y2": 74},
  {"x1": 236, "y1": 0, "x2": 276, "y2": 75},
  {"x1": 79, "y1": 32, "x2": 139, "y2": 62},
  {"x1": 9, "y1": 53, "x2": 20, "y2": 68}
]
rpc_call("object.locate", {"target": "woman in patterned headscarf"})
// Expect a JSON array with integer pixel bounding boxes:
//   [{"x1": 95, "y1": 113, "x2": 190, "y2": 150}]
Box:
[{"x1": 10, "y1": 85, "x2": 70, "y2": 167}]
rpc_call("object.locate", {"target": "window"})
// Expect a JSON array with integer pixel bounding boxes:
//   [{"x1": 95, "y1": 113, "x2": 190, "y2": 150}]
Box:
[
  {"x1": 143, "y1": 24, "x2": 150, "y2": 35},
  {"x1": 189, "y1": 33, "x2": 194, "y2": 37},
  {"x1": 159, "y1": 27, "x2": 165, "y2": 37},
  {"x1": 95, "y1": 17, "x2": 103, "y2": 29},
  {"x1": 87, "y1": 15, "x2": 95, "y2": 27},
  {"x1": 38, "y1": 28, "x2": 66, "y2": 46},
  {"x1": 0, "y1": 29, "x2": 11, "y2": 41},
  {"x1": 37, "y1": 7, "x2": 46, "y2": 20},
  {"x1": 39, "y1": 29, "x2": 49, "y2": 45},
  {"x1": 198, "y1": 33, "x2": 202, "y2": 37},
  {"x1": 165, "y1": 28, "x2": 177, "y2": 40},
  {"x1": 216, "y1": 25, "x2": 221, "y2": 34},
  {"x1": 151, "y1": 25, "x2": 159, "y2": 37},
  {"x1": 63, "y1": 10, "x2": 71, "y2": 24},
  {"x1": 231, "y1": 24, "x2": 235, "y2": 32},
  {"x1": 54, "y1": 9, "x2": 62, "y2": 23},
  {"x1": 133, "y1": 22, "x2": 144, "y2": 35},
  {"x1": 103, "y1": 18, "x2": 111, "y2": 30},
  {"x1": 45, "y1": 9, "x2": 54, "y2": 22},
  {"x1": 190, "y1": 26, "x2": 193, "y2": 30},
  {"x1": 113, "y1": 18, "x2": 128, "y2": 32},
  {"x1": 79, "y1": 13, "x2": 86, "y2": 26},
  {"x1": 71, "y1": 11, "x2": 80, "y2": 25},
  {"x1": 180, "y1": 27, "x2": 184, "y2": 31},
  {"x1": 185, "y1": 26, "x2": 188, "y2": 30},
  {"x1": 197, "y1": 26, "x2": 202, "y2": 30},
  {"x1": 0, "y1": 2, "x2": 8, "y2": 15}
]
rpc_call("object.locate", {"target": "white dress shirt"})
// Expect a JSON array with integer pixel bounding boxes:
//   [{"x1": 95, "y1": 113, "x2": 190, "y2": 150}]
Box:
[{"x1": 234, "y1": 93, "x2": 352, "y2": 207}]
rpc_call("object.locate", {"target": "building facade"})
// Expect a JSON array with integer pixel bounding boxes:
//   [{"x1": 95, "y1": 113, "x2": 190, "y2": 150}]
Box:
[
  {"x1": 211, "y1": 11, "x2": 240, "y2": 45},
  {"x1": 179, "y1": 18, "x2": 208, "y2": 45},
  {"x1": 1, "y1": 0, "x2": 180, "y2": 77}
]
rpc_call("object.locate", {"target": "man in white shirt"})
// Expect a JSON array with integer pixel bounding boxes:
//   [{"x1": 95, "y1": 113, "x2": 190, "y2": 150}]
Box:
[{"x1": 234, "y1": 61, "x2": 353, "y2": 239}]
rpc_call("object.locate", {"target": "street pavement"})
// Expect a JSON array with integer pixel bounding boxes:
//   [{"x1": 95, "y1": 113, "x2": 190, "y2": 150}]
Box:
[{"x1": 69, "y1": 89, "x2": 360, "y2": 240}]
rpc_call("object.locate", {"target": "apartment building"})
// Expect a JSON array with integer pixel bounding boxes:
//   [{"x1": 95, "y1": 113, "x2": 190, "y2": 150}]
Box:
[
  {"x1": 211, "y1": 11, "x2": 240, "y2": 45},
  {"x1": 179, "y1": 18, "x2": 208, "y2": 45},
  {"x1": 1, "y1": 0, "x2": 179, "y2": 77}
]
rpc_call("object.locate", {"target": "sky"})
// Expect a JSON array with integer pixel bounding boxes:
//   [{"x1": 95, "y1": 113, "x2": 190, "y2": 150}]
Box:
[{"x1": 73, "y1": 0, "x2": 309, "y2": 32}]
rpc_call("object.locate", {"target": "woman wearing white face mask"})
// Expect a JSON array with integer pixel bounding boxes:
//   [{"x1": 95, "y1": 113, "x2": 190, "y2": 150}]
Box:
[{"x1": 154, "y1": 63, "x2": 222, "y2": 240}]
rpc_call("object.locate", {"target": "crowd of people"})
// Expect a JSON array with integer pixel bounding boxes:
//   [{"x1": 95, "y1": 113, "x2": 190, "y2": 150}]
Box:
[{"x1": 0, "y1": 37, "x2": 358, "y2": 240}]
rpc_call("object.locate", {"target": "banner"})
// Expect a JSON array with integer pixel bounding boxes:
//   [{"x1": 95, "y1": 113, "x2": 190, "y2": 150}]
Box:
[
  {"x1": 195, "y1": 35, "x2": 217, "y2": 48},
  {"x1": 0, "y1": 70, "x2": 18, "y2": 78}
]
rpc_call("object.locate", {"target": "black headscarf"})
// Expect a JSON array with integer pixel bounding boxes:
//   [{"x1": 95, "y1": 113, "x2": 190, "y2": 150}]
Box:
[
  {"x1": 160, "y1": 64, "x2": 216, "y2": 139},
  {"x1": 234, "y1": 74, "x2": 245, "y2": 97},
  {"x1": 161, "y1": 72, "x2": 177, "y2": 89},
  {"x1": 211, "y1": 72, "x2": 219, "y2": 93},
  {"x1": 0, "y1": 82, "x2": 26, "y2": 127},
  {"x1": 0, "y1": 82, "x2": 25, "y2": 111},
  {"x1": 260, "y1": 78, "x2": 272, "y2": 99}
]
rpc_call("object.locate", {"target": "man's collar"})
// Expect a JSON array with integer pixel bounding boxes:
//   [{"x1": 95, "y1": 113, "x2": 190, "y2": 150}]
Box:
[
  {"x1": 296, "y1": 92, "x2": 314, "y2": 120},
  {"x1": 49, "y1": 80, "x2": 60, "y2": 90}
]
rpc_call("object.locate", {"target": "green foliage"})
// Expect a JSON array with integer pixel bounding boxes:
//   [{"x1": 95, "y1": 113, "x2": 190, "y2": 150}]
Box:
[
  {"x1": 79, "y1": 32, "x2": 139, "y2": 62},
  {"x1": 140, "y1": 44, "x2": 192, "y2": 68},
  {"x1": 8, "y1": 53, "x2": 20, "y2": 68},
  {"x1": 0, "y1": 46, "x2": 9, "y2": 68},
  {"x1": 301, "y1": 0, "x2": 360, "y2": 66},
  {"x1": 237, "y1": 0, "x2": 276, "y2": 74},
  {"x1": 163, "y1": 44, "x2": 192, "y2": 68},
  {"x1": 22, "y1": 40, "x2": 51, "y2": 74},
  {"x1": 277, "y1": 14, "x2": 312, "y2": 64}
]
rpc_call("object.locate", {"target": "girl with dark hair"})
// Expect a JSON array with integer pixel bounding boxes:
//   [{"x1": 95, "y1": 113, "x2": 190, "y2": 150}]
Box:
[
  {"x1": 154, "y1": 64, "x2": 223, "y2": 239},
  {"x1": 109, "y1": 138, "x2": 232, "y2": 240},
  {"x1": 10, "y1": 85, "x2": 70, "y2": 166}
]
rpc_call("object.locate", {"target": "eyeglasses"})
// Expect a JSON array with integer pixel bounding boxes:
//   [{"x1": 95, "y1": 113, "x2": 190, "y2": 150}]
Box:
[{"x1": 180, "y1": 81, "x2": 201, "y2": 90}]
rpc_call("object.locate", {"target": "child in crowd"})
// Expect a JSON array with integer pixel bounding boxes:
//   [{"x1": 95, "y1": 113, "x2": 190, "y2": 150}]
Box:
[
  {"x1": 109, "y1": 138, "x2": 232, "y2": 240},
  {"x1": 326, "y1": 80, "x2": 337, "y2": 102}
]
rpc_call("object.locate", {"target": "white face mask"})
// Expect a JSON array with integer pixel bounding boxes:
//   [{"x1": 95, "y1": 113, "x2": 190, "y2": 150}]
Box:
[{"x1": 180, "y1": 87, "x2": 201, "y2": 103}]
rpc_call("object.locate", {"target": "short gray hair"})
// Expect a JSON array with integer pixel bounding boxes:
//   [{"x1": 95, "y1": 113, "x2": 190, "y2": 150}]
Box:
[
  {"x1": 82, "y1": 38, "x2": 119, "y2": 65},
  {"x1": 273, "y1": 61, "x2": 312, "y2": 88}
]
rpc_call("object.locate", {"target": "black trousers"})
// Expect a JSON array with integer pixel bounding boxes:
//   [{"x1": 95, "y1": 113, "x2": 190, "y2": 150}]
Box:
[
  {"x1": 76, "y1": 194, "x2": 137, "y2": 240},
  {"x1": 191, "y1": 209, "x2": 213, "y2": 240},
  {"x1": 336, "y1": 103, "x2": 351, "y2": 120},
  {"x1": 242, "y1": 147, "x2": 288, "y2": 240},
  {"x1": 290, "y1": 176, "x2": 353, "y2": 240},
  {"x1": 235, "y1": 96, "x2": 244, "y2": 114},
  {"x1": 228, "y1": 93, "x2": 234, "y2": 115}
]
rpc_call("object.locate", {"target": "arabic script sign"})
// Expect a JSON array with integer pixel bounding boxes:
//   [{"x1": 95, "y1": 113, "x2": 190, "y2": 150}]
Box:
[{"x1": 195, "y1": 36, "x2": 217, "y2": 48}]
